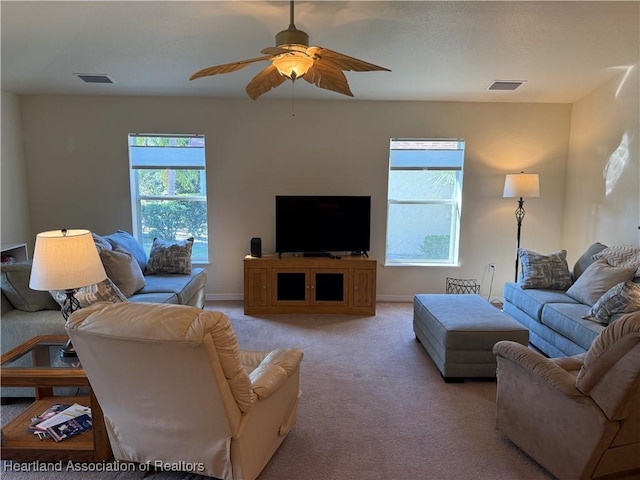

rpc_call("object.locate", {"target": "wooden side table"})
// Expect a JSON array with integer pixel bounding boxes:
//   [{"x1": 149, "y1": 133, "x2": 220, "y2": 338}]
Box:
[{"x1": 1, "y1": 335, "x2": 112, "y2": 462}]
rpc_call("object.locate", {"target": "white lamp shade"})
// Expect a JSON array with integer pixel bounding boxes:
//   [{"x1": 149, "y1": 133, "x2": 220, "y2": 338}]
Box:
[
  {"x1": 503, "y1": 173, "x2": 540, "y2": 198},
  {"x1": 29, "y1": 229, "x2": 106, "y2": 291}
]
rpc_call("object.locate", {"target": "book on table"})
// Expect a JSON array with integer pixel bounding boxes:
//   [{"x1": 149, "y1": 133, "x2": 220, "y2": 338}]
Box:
[
  {"x1": 27, "y1": 403, "x2": 92, "y2": 440},
  {"x1": 45, "y1": 414, "x2": 92, "y2": 442}
]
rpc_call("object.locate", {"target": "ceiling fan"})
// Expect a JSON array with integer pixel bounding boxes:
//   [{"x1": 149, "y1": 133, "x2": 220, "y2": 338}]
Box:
[{"x1": 189, "y1": 1, "x2": 390, "y2": 100}]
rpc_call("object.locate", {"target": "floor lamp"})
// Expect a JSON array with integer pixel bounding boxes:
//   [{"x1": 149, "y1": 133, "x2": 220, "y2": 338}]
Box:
[
  {"x1": 503, "y1": 172, "x2": 540, "y2": 282},
  {"x1": 29, "y1": 229, "x2": 106, "y2": 358}
]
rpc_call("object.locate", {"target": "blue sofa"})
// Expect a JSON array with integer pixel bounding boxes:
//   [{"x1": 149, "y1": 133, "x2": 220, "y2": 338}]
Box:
[
  {"x1": 1, "y1": 231, "x2": 207, "y2": 398},
  {"x1": 503, "y1": 243, "x2": 639, "y2": 357}
]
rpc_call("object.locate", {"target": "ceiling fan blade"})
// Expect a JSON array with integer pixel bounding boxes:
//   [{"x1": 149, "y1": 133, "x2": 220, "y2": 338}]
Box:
[
  {"x1": 246, "y1": 64, "x2": 287, "y2": 100},
  {"x1": 306, "y1": 46, "x2": 390, "y2": 72},
  {"x1": 261, "y1": 46, "x2": 294, "y2": 56},
  {"x1": 190, "y1": 55, "x2": 274, "y2": 81},
  {"x1": 303, "y1": 63, "x2": 353, "y2": 97}
]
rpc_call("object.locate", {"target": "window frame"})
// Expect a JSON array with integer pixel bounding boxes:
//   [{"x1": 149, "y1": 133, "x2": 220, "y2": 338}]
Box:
[
  {"x1": 385, "y1": 138, "x2": 465, "y2": 267},
  {"x1": 128, "y1": 133, "x2": 209, "y2": 263}
]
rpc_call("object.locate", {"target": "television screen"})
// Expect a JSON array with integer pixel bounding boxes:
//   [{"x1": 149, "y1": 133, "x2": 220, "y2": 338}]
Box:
[{"x1": 275, "y1": 196, "x2": 371, "y2": 255}]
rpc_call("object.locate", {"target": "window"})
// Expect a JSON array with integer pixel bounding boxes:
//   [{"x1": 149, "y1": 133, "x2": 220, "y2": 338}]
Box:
[
  {"x1": 128, "y1": 134, "x2": 209, "y2": 262},
  {"x1": 385, "y1": 138, "x2": 465, "y2": 266}
]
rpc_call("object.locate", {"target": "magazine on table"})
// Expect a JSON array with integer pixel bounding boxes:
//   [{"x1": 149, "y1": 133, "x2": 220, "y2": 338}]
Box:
[
  {"x1": 45, "y1": 414, "x2": 92, "y2": 442},
  {"x1": 27, "y1": 403, "x2": 92, "y2": 440}
]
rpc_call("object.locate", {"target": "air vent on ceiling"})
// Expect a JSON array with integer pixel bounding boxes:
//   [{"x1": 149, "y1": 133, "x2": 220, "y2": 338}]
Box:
[
  {"x1": 74, "y1": 73, "x2": 114, "y2": 84},
  {"x1": 487, "y1": 80, "x2": 526, "y2": 91}
]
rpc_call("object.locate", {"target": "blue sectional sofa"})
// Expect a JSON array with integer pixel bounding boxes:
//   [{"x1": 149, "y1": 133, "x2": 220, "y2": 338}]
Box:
[{"x1": 503, "y1": 243, "x2": 640, "y2": 358}]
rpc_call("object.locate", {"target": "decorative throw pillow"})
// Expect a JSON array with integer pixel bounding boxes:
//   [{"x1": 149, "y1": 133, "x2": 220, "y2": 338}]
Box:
[
  {"x1": 50, "y1": 278, "x2": 128, "y2": 308},
  {"x1": 99, "y1": 247, "x2": 146, "y2": 297},
  {"x1": 572, "y1": 242, "x2": 607, "y2": 281},
  {"x1": 1, "y1": 261, "x2": 60, "y2": 311},
  {"x1": 103, "y1": 230, "x2": 148, "y2": 272},
  {"x1": 146, "y1": 237, "x2": 194, "y2": 275},
  {"x1": 92, "y1": 233, "x2": 113, "y2": 254},
  {"x1": 518, "y1": 248, "x2": 572, "y2": 290},
  {"x1": 592, "y1": 245, "x2": 640, "y2": 278},
  {"x1": 566, "y1": 259, "x2": 636, "y2": 306},
  {"x1": 584, "y1": 281, "x2": 640, "y2": 325}
]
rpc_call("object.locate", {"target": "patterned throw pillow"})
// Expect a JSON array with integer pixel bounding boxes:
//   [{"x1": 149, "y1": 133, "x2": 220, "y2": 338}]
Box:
[
  {"x1": 592, "y1": 245, "x2": 640, "y2": 277},
  {"x1": 50, "y1": 278, "x2": 128, "y2": 308},
  {"x1": 584, "y1": 281, "x2": 640, "y2": 325},
  {"x1": 566, "y1": 259, "x2": 637, "y2": 306},
  {"x1": 146, "y1": 237, "x2": 194, "y2": 275},
  {"x1": 518, "y1": 248, "x2": 572, "y2": 290}
]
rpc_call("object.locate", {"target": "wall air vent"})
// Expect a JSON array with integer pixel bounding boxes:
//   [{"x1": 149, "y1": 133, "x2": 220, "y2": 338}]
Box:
[
  {"x1": 74, "y1": 73, "x2": 114, "y2": 84},
  {"x1": 487, "y1": 80, "x2": 526, "y2": 91}
]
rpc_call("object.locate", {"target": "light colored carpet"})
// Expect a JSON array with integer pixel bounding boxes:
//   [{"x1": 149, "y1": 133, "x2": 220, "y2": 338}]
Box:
[{"x1": 1, "y1": 301, "x2": 552, "y2": 480}]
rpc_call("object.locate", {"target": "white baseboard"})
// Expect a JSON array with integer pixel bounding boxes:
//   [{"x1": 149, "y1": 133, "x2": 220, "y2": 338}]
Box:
[
  {"x1": 376, "y1": 295, "x2": 414, "y2": 303},
  {"x1": 206, "y1": 294, "x2": 244, "y2": 301}
]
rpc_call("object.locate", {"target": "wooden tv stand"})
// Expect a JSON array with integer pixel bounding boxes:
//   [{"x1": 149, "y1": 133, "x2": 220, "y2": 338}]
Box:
[{"x1": 244, "y1": 254, "x2": 376, "y2": 315}]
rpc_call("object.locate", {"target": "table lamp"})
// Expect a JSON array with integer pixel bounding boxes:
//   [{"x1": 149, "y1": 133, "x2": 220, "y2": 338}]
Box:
[
  {"x1": 503, "y1": 172, "x2": 540, "y2": 282},
  {"x1": 29, "y1": 229, "x2": 106, "y2": 358}
]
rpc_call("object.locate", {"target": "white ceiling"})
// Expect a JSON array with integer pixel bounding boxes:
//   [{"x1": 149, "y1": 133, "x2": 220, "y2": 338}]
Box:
[{"x1": 1, "y1": 1, "x2": 638, "y2": 103}]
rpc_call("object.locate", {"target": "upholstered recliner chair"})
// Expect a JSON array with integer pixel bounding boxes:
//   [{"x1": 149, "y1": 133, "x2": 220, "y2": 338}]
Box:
[
  {"x1": 66, "y1": 302, "x2": 303, "y2": 480},
  {"x1": 493, "y1": 311, "x2": 640, "y2": 480}
]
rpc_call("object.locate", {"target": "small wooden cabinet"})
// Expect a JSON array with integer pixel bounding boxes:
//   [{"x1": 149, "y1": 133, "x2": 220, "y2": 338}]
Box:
[{"x1": 244, "y1": 255, "x2": 376, "y2": 315}]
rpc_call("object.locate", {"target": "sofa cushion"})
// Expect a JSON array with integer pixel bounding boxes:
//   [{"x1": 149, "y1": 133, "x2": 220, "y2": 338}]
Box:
[
  {"x1": 518, "y1": 248, "x2": 572, "y2": 290},
  {"x1": 127, "y1": 292, "x2": 179, "y2": 304},
  {"x1": 572, "y1": 242, "x2": 607, "y2": 281},
  {"x1": 103, "y1": 230, "x2": 148, "y2": 272},
  {"x1": 504, "y1": 282, "x2": 579, "y2": 323},
  {"x1": 541, "y1": 303, "x2": 604, "y2": 351},
  {"x1": 137, "y1": 268, "x2": 205, "y2": 305},
  {"x1": 92, "y1": 233, "x2": 113, "y2": 253},
  {"x1": 566, "y1": 259, "x2": 636, "y2": 306},
  {"x1": 584, "y1": 281, "x2": 640, "y2": 325},
  {"x1": 50, "y1": 278, "x2": 127, "y2": 308},
  {"x1": 592, "y1": 245, "x2": 640, "y2": 277},
  {"x1": 146, "y1": 237, "x2": 194, "y2": 275},
  {"x1": 1, "y1": 261, "x2": 60, "y2": 312},
  {"x1": 100, "y1": 247, "x2": 146, "y2": 297}
]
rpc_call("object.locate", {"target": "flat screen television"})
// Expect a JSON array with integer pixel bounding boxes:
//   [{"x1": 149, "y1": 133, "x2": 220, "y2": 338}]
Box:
[{"x1": 275, "y1": 195, "x2": 371, "y2": 255}]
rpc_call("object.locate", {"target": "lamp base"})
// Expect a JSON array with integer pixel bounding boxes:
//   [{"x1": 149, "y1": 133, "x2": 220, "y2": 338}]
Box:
[{"x1": 60, "y1": 338, "x2": 77, "y2": 358}]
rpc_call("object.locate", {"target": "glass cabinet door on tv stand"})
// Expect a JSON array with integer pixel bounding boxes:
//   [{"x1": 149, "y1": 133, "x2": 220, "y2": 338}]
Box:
[
  {"x1": 243, "y1": 254, "x2": 376, "y2": 315},
  {"x1": 273, "y1": 268, "x2": 349, "y2": 307}
]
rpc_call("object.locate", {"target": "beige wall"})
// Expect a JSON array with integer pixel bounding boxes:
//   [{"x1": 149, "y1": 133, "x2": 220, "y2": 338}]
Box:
[
  {"x1": 16, "y1": 95, "x2": 573, "y2": 300},
  {"x1": 562, "y1": 67, "x2": 640, "y2": 262},
  {"x1": 1, "y1": 91, "x2": 31, "y2": 252}
]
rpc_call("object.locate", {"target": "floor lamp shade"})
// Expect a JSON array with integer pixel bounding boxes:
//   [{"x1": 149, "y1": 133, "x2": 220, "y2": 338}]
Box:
[
  {"x1": 503, "y1": 173, "x2": 540, "y2": 199},
  {"x1": 29, "y1": 229, "x2": 106, "y2": 291}
]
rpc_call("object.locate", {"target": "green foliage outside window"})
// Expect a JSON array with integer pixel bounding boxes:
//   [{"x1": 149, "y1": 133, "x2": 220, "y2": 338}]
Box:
[
  {"x1": 418, "y1": 234, "x2": 450, "y2": 260},
  {"x1": 141, "y1": 200, "x2": 207, "y2": 242}
]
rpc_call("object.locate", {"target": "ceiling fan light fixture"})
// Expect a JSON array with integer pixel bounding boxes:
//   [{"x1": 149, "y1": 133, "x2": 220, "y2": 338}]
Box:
[
  {"x1": 189, "y1": 0, "x2": 390, "y2": 99},
  {"x1": 275, "y1": 26, "x2": 309, "y2": 48},
  {"x1": 272, "y1": 51, "x2": 314, "y2": 80}
]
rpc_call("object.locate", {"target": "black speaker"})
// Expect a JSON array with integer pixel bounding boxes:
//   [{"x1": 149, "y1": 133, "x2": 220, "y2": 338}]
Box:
[{"x1": 250, "y1": 237, "x2": 262, "y2": 258}]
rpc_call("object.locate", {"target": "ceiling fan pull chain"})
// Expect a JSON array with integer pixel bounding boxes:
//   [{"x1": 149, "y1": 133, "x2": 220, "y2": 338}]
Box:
[{"x1": 291, "y1": 81, "x2": 296, "y2": 117}]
